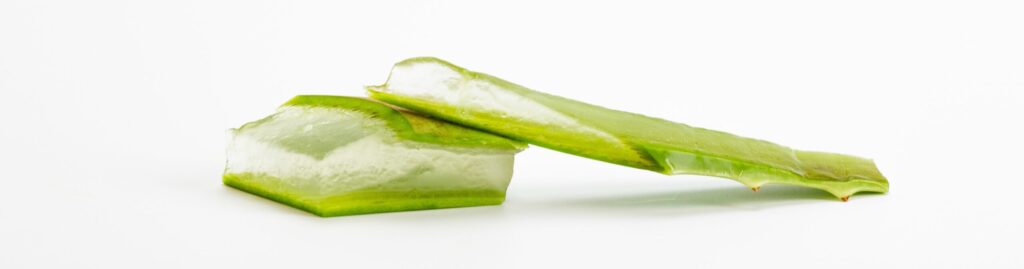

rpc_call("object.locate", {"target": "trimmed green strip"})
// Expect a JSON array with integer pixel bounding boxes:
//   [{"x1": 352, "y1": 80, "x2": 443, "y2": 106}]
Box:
[{"x1": 369, "y1": 57, "x2": 888, "y2": 200}]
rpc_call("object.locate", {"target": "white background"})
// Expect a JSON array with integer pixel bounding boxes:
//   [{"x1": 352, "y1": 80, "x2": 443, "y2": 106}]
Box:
[{"x1": 2, "y1": 0, "x2": 1022, "y2": 268}]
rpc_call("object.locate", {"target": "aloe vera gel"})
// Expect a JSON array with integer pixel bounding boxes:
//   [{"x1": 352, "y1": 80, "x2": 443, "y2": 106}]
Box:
[
  {"x1": 224, "y1": 96, "x2": 526, "y2": 216},
  {"x1": 225, "y1": 58, "x2": 889, "y2": 217}
]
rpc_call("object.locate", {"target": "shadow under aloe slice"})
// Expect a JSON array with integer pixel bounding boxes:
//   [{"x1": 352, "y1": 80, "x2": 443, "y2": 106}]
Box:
[
  {"x1": 223, "y1": 96, "x2": 525, "y2": 217},
  {"x1": 368, "y1": 57, "x2": 888, "y2": 201}
]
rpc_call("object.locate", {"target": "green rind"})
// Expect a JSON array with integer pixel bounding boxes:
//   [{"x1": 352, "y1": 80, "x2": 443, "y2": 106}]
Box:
[
  {"x1": 224, "y1": 173, "x2": 506, "y2": 217},
  {"x1": 369, "y1": 57, "x2": 889, "y2": 200},
  {"x1": 281, "y1": 95, "x2": 526, "y2": 152}
]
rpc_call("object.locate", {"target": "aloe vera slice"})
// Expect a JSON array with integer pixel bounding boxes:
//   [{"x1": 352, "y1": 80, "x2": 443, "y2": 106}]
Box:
[
  {"x1": 224, "y1": 96, "x2": 526, "y2": 216},
  {"x1": 368, "y1": 57, "x2": 888, "y2": 200}
]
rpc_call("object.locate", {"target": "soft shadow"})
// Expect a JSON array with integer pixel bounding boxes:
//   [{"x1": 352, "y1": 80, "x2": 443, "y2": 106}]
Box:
[
  {"x1": 324, "y1": 204, "x2": 509, "y2": 223},
  {"x1": 521, "y1": 185, "x2": 884, "y2": 218}
]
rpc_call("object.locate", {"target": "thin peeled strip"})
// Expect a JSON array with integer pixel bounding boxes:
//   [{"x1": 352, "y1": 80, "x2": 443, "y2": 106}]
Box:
[{"x1": 368, "y1": 57, "x2": 888, "y2": 200}]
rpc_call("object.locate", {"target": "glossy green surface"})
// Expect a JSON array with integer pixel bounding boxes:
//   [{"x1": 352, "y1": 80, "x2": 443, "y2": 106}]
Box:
[
  {"x1": 224, "y1": 173, "x2": 506, "y2": 217},
  {"x1": 369, "y1": 57, "x2": 888, "y2": 200}
]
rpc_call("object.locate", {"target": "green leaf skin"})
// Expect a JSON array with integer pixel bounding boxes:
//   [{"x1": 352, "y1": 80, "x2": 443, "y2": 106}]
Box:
[
  {"x1": 224, "y1": 96, "x2": 525, "y2": 217},
  {"x1": 368, "y1": 57, "x2": 889, "y2": 200},
  {"x1": 224, "y1": 173, "x2": 507, "y2": 217}
]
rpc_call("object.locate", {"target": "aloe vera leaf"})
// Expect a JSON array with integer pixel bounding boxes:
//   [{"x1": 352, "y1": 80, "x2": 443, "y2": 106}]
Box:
[
  {"x1": 224, "y1": 96, "x2": 526, "y2": 217},
  {"x1": 368, "y1": 57, "x2": 888, "y2": 200}
]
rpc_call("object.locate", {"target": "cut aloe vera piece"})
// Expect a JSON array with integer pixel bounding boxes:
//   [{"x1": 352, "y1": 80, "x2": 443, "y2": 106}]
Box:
[
  {"x1": 368, "y1": 57, "x2": 888, "y2": 200},
  {"x1": 224, "y1": 96, "x2": 526, "y2": 217}
]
